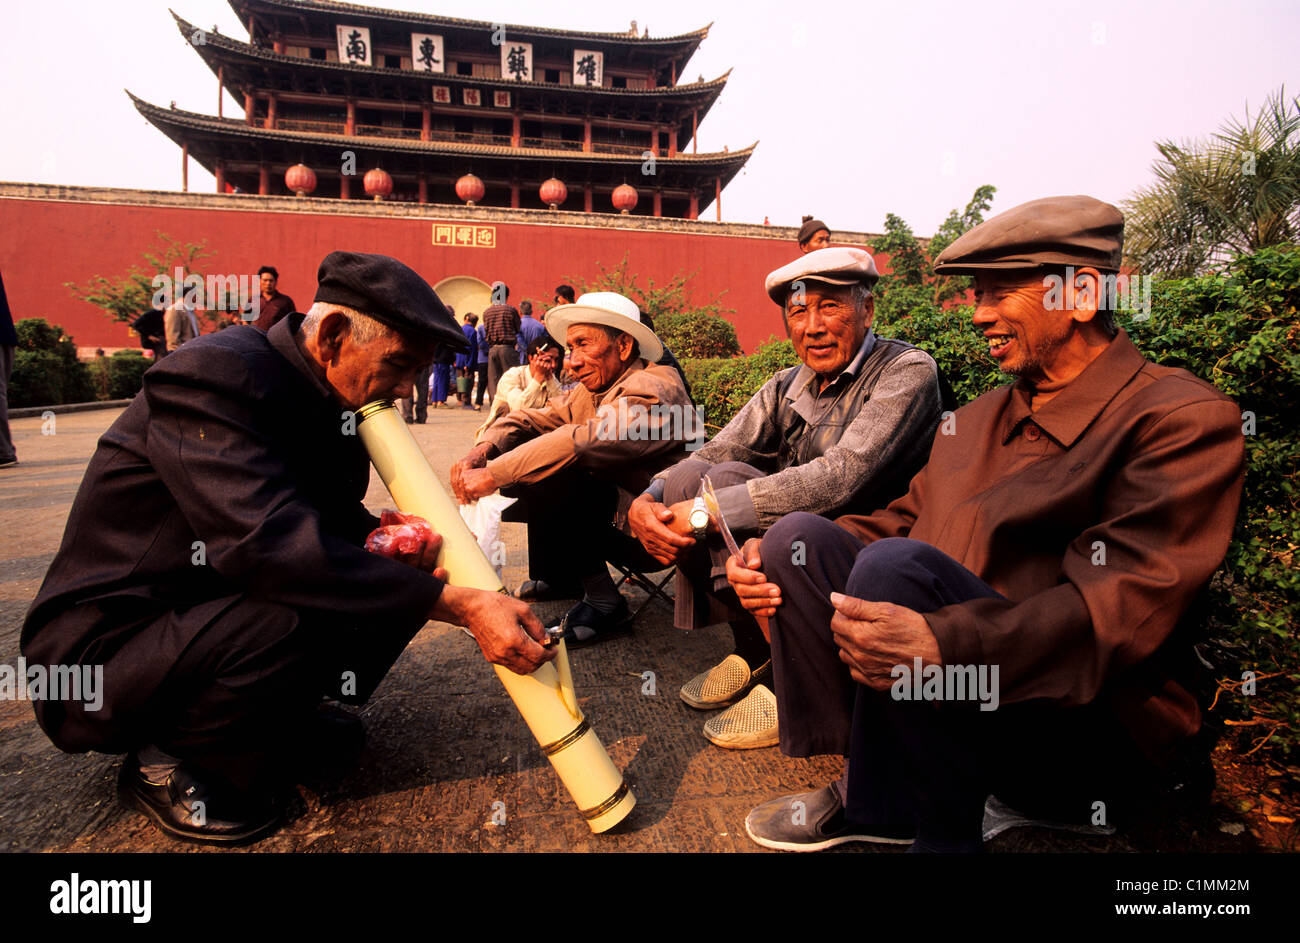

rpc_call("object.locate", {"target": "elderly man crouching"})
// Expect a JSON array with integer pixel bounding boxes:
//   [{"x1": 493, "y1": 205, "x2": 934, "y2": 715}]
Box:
[
  {"x1": 629, "y1": 248, "x2": 944, "y2": 749},
  {"x1": 21, "y1": 252, "x2": 553, "y2": 845},
  {"x1": 451, "y1": 292, "x2": 693, "y2": 643},
  {"x1": 728, "y1": 196, "x2": 1245, "y2": 852}
]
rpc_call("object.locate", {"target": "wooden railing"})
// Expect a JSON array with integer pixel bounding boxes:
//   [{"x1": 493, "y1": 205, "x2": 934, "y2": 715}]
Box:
[{"x1": 270, "y1": 119, "x2": 658, "y2": 156}]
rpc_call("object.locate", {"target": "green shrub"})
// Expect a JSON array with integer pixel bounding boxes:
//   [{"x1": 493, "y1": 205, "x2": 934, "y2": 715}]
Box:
[
  {"x1": 10, "y1": 350, "x2": 66, "y2": 408},
  {"x1": 1117, "y1": 246, "x2": 1300, "y2": 759},
  {"x1": 87, "y1": 351, "x2": 151, "y2": 400},
  {"x1": 679, "y1": 356, "x2": 732, "y2": 394},
  {"x1": 11, "y1": 318, "x2": 93, "y2": 406},
  {"x1": 655, "y1": 309, "x2": 741, "y2": 359},
  {"x1": 693, "y1": 338, "x2": 799, "y2": 431}
]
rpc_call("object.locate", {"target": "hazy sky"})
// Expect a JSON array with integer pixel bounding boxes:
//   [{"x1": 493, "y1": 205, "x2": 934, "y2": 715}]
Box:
[{"x1": 4, "y1": 0, "x2": 1297, "y2": 235}]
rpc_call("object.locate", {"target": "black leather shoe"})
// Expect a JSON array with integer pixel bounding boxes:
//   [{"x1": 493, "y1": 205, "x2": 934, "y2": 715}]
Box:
[
  {"x1": 560, "y1": 597, "x2": 632, "y2": 648},
  {"x1": 117, "y1": 753, "x2": 283, "y2": 846}
]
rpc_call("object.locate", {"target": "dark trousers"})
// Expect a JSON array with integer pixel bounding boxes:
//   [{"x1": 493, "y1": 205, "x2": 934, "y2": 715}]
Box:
[
  {"x1": 503, "y1": 467, "x2": 655, "y2": 590},
  {"x1": 44, "y1": 595, "x2": 420, "y2": 790},
  {"x1": 402, "y1": 366, "x2": 432, "y2": 423},
  {"x1": 662, "y1": 459, "x2": 765, "y2": 630},
  {"x1": 430, "y1": 363, "x2": 451, "y2": 404},
  {"x1": 487, "y1": 344, "x2": 515, "y2": 401},
  {"x1": 762, "y1": 512, "x2": 1160, "y2": 843},
  {"x1": 472, "y1": 363, "x2": 488, "y2": 407},
  {"x1": 0, "y1": 345, "x2": 14, "y2": 463}
]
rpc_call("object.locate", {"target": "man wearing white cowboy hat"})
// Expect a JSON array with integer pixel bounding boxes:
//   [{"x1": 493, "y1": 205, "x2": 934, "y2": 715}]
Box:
[{"x1": 451, "y1": 291, "x2": 694, "y2": 642}]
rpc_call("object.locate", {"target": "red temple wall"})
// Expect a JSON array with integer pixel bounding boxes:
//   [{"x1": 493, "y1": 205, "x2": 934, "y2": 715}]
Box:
[{"x1": 0, "y1": 192, "x2": 885, "y2": 355}]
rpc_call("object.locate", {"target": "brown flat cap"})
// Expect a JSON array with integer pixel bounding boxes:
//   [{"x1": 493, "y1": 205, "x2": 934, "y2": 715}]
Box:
[{"x1": 933, "y1": 195, "x2": 1124, "y2": 275}]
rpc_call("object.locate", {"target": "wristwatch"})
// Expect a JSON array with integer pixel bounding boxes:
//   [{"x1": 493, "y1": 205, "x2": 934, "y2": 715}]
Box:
[{"x1": 689, "y1": 497, "x2": 710, "y2": 539}]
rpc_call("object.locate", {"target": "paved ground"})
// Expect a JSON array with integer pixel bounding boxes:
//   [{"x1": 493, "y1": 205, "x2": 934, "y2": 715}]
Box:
[{"x1": 0, "y1": 404, "x2": 1274, "y2": 853}]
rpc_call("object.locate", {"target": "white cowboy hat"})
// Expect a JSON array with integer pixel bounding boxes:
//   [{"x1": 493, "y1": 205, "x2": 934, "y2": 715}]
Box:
[{"x1": 544, "y1": 291, "x2": 663, "y2": 363}]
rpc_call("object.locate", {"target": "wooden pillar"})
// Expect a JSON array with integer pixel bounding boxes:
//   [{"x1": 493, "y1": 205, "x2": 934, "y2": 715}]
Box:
[
  {"x1": 647, "y1": 70, "x2": 656, "y2": 89},
  {"x1": 421, "y1": 104, "x2": 431, "y2": 142},
  {"x1": 265, "y1": 94, "x2": 277, "y2": 130},
  {"x1": 258, "y1": 164, "x2": 269, "y2": 196},
  {"x1": 668, "y1": 128, "x2": 678, "y2": 158},
  {"x1": 650, "y1": 127, "x2": 659, "y2": 157},
  {"x1": 181, "y1": 139, "x2": 189, "y2": 192},
  {"x1": 511, "y1": 112, "x2": 521, "y2": 148},
  {"x1": 688, "y1": 190, "x2": 698, "y2": 220},
  {"x1": 652, "y1": 189, "x2": 662, "y2": 218},
  {"x1": 670, "y1": 60, "x2": 677, "y2": 86},
  {"x1": 244, "y1": 92, "x2": 254, "y2": 126},
  {"x1": 345, "y1": 100, "x2": 356, "y2": 136},
  {"x1": 582, "y1": 119, "x2": 592, "y2": 153},
  {"x1": 583, "y1": 185, "x2": 592, "y2": 213},
  {"x1": 214, "y1": 160, "x2": 225, "y2": 193},
  {"x1": 715, "y1": 177, "x2": 722, "y2": 221},
  {"x1": 692, "y1": 109, "x2": 698, "y2": 153},
  {"x1": 418, "y1": 175, "x2": 428, "y2": 204},
  {"x1": 217, "y1": 65, "x2": 223, "y2": 118},
  {"x1": 340, "y1": 174, "x2": 351, "y2": 200},
  {"x1": 510, "y1": 182, "x2": 520, "y2": 209},
  {"x1": 273, "y1": 37, "x2": 285, "y2": 54}
]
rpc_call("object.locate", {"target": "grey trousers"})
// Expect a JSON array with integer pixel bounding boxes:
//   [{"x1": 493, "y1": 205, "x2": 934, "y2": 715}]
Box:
[
  {"x1": 0, "y1": 345, "x2": 14, "y2": 463},
  {"x1": 662, "y1": 459, "x2": 767, "y2": 631}
]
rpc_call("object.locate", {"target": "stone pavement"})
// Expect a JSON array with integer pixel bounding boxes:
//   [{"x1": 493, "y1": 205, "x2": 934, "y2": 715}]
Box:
[{"x1": 0, "y1": 405, "x2": 1263, "y2": 853}]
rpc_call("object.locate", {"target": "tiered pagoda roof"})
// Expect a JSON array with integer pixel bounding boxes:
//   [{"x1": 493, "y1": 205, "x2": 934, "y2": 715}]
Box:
[{"x1": 132, "y1": 0, "x2": 754, "y2": 218}]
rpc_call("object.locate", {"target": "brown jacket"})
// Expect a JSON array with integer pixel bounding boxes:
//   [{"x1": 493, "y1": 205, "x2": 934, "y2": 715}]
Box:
[
  {"x1": 481, "y1": 359, "x2": 694, "y2": 514},
  {"x1": 837, "y1": 331, "x2": 1245, "y2": 759}
]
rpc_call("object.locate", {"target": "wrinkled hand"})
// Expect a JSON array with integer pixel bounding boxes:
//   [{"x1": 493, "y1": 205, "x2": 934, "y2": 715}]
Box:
[
  {"x1": 433, "y1": 585, "x2": 555, "y2": 675},
  {"x1": 450, "y1": 445, "x2": 492, "y2": 503},
  {"x1": 726, "y1": 537, "x2": 781, "y2": 620},
  {"x1": 829, "y1": 593, "x2": 941, "y2": 690},
  {"x1": 628, "y1": 494, "x2": 694, "y2": 566},
  {"x1": 458, "y1": 468, "x2": 498, "y2": 504}
]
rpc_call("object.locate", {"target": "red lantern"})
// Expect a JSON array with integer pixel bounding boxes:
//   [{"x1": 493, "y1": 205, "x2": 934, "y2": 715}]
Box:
[
  {"x1": 455, "y1": 173, "x2": 485, "y2": 206},
  {"x1": 539, "y1": 177, "x2": 567, "y2": 210},
  {"x1": 612, "y1": 183, "x2": 638, "y2": 214},
  {"x1": 364, "y1": 167, "x2": 393, "y2": 201},
  {"x1": 285, "y1": 163, "x2": 316, "y2": 197}
]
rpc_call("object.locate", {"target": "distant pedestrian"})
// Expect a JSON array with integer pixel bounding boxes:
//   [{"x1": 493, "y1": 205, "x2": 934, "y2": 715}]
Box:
[
  {"x1": 516, "y1": 299, "x2": 546, "y2": 364},
  {"x1": 164, "y1": 297, "x2": 200, "y2": 352},
  {"x1": 251, "y1": 266, "x2": 297, "y2": 331},
  {"x1": 797, "y1": 216, "x2": 831, "y2": 253},
  {"x1": 131, "y1": 305, "x2": 168, "y2": 360},
  {"x1": 482, "y1": 281, "x2": 520, "y2": 400},
  {"x1": 0, "y1": 268, "x2": 17, "y2": 468}
]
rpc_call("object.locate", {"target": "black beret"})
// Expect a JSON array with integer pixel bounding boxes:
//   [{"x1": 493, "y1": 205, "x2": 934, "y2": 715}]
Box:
[
  {"x1": 934, "y1": 195, "x2": 1124, "y2": 275},
  {"x1": 313, "y1": 251, "x2": 469, "y2": 352}
]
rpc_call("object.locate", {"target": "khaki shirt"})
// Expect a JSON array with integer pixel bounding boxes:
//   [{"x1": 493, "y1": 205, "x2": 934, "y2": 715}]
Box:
[
  {"x1": 837, "y1": 331, "x2": 1245, "y2": 759},
  {"x1": 474, "y1": 364, "x2": 561, "y2": 443},
  {"x1": 481, "y1": 360, "x2": 694, "y2": 518}
]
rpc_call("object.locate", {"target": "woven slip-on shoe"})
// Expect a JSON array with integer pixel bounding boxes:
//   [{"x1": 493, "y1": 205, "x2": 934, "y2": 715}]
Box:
[
  {"x1": 702, "y1": 683, "x2": 779, "y2": 749},
  {"x1": 679, "y1": 655, "x2": 771, "y2": 710}
]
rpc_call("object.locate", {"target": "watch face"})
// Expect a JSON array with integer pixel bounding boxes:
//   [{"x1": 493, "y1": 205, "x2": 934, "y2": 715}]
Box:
[{"x1": 690, "y1": 509, "x2": 710, "y2": 530}]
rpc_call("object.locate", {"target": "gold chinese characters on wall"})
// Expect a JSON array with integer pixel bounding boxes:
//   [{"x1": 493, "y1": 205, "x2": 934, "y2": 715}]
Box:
[{"x1": 432, "y1": 223, "x2": 497, "y2": 248}]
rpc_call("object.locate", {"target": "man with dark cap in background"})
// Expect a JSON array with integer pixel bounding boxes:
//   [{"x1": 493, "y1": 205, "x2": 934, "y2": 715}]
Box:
[
  {"x1": 797, "y1": 216, "x2": 831, "y2": 253},
  {"x1": 732, "y1": 196, "x2": 1245, "y2": 852},
  {"x1": 483, "y1": 281, "x2": 521, "y2": 400},
  {"x1": 21, "y1": 251, "x2": 553, "y2": 845}
]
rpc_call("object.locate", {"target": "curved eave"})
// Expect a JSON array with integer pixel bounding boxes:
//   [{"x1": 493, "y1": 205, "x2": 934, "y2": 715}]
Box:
[
  {"x1": 129, "y1": 92, "x2": 755, "y2": 172},
  {"x1": 177, "y1": 12, "x2": 728, "y2": 110},
  {"x1": 229, "y1": 0, "x2": 709, "y2": 57}
]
